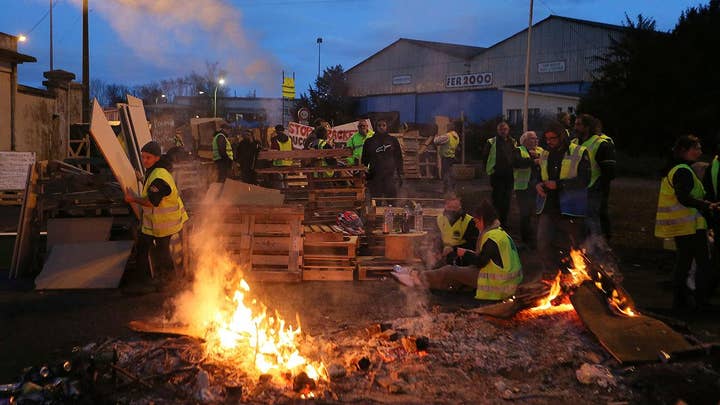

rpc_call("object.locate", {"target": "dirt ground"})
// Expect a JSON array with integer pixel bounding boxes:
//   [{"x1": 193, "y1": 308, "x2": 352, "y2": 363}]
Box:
[{"x1": 1, "y1": 177, "x2": 719, "y2": 403}]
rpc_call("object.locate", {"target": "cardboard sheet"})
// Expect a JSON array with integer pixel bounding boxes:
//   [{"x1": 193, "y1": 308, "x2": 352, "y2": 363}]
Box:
[
  {"x1": 35, "y1": 241, "x2": 134, "y2": 289},
  {"x1": 202, "y1": 179, "x2": 284, "y2": 206},
  {"x1": 89, "y1": 99, "x2": 140, "y2": 218},
  {"x1": 47, "y1": 217, "x2": 113, "y2": 252}
]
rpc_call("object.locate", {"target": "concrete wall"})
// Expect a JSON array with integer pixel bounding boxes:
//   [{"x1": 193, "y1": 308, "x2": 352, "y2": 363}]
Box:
[{"x1": 0, "y1": 62, "x2": 11, "y2": 150}]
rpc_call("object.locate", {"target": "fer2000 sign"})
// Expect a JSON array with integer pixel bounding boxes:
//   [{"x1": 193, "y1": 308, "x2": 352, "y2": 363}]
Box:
[{"x1": 445, "y1": 72, "x2": 493, "y2": 88}]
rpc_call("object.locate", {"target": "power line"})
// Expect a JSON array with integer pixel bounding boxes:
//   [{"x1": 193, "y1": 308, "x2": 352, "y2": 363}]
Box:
[{"x1": 26, "y1": 0, "x2": 60, "y2": 35}]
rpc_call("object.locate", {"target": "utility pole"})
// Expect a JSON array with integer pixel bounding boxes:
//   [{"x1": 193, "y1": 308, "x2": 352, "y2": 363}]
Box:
[
  {"x1": 82, "y1": 0, "x2": 90, "y2": 122},
  {"x1": 316, "y1": 37, "x2": 323, "y2": 78},
  {"x1": 522, "y1": 0, "x2": 534, "y2": 133},
  {"x1": 49, "y1": 0, "x2": 53, "y2": 70}
]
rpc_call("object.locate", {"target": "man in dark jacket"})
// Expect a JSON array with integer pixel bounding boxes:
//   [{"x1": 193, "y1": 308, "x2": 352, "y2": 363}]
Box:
[
  {"x1": 234, "y1": 129, "x2": 261, "y2": 184},
  {"x1": 361, "y1": 119, "x2": 403, "y2": 204},
  {"x1": 483, "y1": 121, "x2": 516, "y2": 226}
]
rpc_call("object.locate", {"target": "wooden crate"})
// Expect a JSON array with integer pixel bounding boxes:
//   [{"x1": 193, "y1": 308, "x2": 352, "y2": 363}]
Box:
[
  {"x1": 0, "y1": 190, "x2": 24, "y2": 206},
  {"x1": 303, "y1": 235, "x2": 358, "y2": 281},
  {"x1": 222, "y1": 205, "x2": 304, "y2": 282}
]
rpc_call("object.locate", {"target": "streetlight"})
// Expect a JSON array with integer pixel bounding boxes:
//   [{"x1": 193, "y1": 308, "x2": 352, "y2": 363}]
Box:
[
  {"x1": 316, "y1": 37, "x2": 323, "y2": 78},
  {"x1": 18, "y1": 34, "x2": 27, "y2": 42},
  {"x1": 213, "y1": 78, "x2": 225, "y2": 118}
]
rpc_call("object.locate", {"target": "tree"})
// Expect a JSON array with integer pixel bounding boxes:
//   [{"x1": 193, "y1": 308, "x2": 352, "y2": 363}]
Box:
[
  {"x1": 579, "y1": 2, "x2": 720, "y2": 156},
  {"x1": 296, "y1": 65, "x2": 357, "y2": 126}
]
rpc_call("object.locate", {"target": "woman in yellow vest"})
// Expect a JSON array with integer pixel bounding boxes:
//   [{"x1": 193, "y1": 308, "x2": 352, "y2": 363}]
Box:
[
  {"x1": 433, "y1": 192, "x2": 478, "y2": 267},
  {"x1": 125, "y1": 141, "x2": 189, "y2": 287},
  {"x1": 433, "y1": 121, "x2": 462, "y2": 193},
  {"x1": 392, "y1": 200, "x2": 523, "y2": 301},
  {"x1": 512, "y1": 131, "x2": 543, "y2": 249},
  {"x1": 655, "y1": 135, "x2": 716, "y2": 310}
]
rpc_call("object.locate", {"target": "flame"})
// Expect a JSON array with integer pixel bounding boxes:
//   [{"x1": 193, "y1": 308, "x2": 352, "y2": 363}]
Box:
[
  {"x1": 568, "y1": 249, "x2": 592, "y2": 285},
  {"x1": 530, "y1": 273, "x2": 562, "y2": 311},
  {"x1": 201, "y1": 271, "x2": 326, "y2": 382}
]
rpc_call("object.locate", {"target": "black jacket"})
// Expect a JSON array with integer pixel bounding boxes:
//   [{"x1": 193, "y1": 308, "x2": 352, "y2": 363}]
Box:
[{"x1": 361, "y1": 132, "x2": 403, "y2": 180}]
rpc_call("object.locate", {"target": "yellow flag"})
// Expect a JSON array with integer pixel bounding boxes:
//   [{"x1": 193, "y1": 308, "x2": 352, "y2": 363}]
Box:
[{"x1": 282, "y1": 77, "x2": 296, "y2": 99}]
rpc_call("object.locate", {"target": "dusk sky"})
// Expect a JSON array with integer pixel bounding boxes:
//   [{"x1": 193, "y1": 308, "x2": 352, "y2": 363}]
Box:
[{"x1": 1, "y1": 0, "x2": 706, "y2": 99}]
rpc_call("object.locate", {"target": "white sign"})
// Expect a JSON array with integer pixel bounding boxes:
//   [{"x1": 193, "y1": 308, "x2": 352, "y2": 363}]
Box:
[
  {"x1": 392, "y1": 75, "x2": 412, "y2": 85},
  {"x1": 286, "y1": 121, "x2": 373, "y2": 149},
  {"x1": 446, "y1": 72, "x2": 493, "y2": 88},
  {"x1": 0, "y1": 152, "x2": 36, "y2": 190},
  {"x1": 538, "y1": 61, "x2": 566, "y2": 73}
]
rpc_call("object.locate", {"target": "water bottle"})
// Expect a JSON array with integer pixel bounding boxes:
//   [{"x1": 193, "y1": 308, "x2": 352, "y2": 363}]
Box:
[
  {"x1": 414, "y1": 202, "x2": 423, "y2": 232},
  {"x1": 401, "y1": 206, "x2": 411, "y2": 233},
  {"x1": 383, "y1": 205, "x2": 394, "y2": 234}
]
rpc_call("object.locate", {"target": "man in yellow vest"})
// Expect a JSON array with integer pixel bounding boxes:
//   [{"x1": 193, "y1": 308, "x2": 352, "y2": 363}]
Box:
[
  {"x1": 346, "y1": 119, "x2": 373, "y2": 166},
  {"x1": 392, "y1": 200, "x2": 523, "y2": 301},
  {"x1": 702, "y1": 136, "x2": 720, "y2": 298},
  {"x1": 573, "y1": 114, "x2": 616, "y2": 240},
  {"x1": 536, "y1": 124, "x2": 590, "y2": 274},
  {"x1": 212, "y1": 123, "x2": 234, "y2": 182},
  {"x1": 124, "y1": 141, "x2": 189, "y2": 288},
  {"x1": 434, "y1": 121, "x2": 462, "y2": 193},
  {"x1": 512, "y1": 131, "x2": 543, "y2": 249},
  {"x1": 432, "y1": 192, "x2": 478, "y2": 267},
  {"x1": 483, "y1": 121, "x2": 517, "y2": 226}
]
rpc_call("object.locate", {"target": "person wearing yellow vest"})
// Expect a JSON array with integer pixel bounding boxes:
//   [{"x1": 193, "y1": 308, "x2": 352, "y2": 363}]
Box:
[
  {"x1": 391, "y1": 201, "x2": 523, "y2": 301},
  {"x1": 346, "y1": 119, "x2": 374, "y2": 166},
  {"x1": 124, "y1": 141, "x2": 189, "y2": 287},
  {"x1": 212, "y1": 123, "x2": 234, "y2": 182},
  {"x1": 483, "y1": 121, "x2": 517, "y2": 226},
  {"x1": 512, "y1": 131, "x2": 543, "y2": 249},
  {"x1": 656, "y1": 135, "x2": 716, "y2": 310},
  {"x1": 271, "y1": 124, "x2": 294, "y2": 167},
  {"x1": 573, "y1": 114, "x2": 616, "y2": 240},
  {"x1": 535, "y1": 124, "x2": 590, "y2": 273},
  {"x1": 702, "y1": 140, "x2": 720, "y2": 300},
  {"x1": 433, "y1": 192, "x2": 479, "y2": 267},
  {"x1": 434, "y1": 121, "x2": 462, "y2": 193}
]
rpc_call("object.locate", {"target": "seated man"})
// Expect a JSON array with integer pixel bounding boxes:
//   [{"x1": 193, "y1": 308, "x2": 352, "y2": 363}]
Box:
[
  {"x1": 393, "y1": 200, "x2": 523, "y2": 301},
  {"x1": 432, "y1": 192, "x2": 479, "y2": 267}
]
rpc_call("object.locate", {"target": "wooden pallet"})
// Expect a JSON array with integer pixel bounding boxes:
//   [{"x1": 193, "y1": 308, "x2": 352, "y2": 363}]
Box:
[
  {"x1": 0, "y1": 190, "x2": 24, "y2": 206},
  {"x1": 303, "y1": 235, "x2": 358, "y2": 281},
  {"x1": 357, "y1": 256, "x2": 423, "y2": 280},
  {"x1": 221, "y1": 205, "x2": 304, "y2": 282}
]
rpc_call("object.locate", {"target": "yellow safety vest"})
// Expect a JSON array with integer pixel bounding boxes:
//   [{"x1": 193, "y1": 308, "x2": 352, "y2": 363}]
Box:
[
  {"x1": 439, "y1": 131, "x2": 460, "y2": 158},
  {"x1": 537, "y1": 143, "x2": 587, "y2": 216},
  {"x1": 655, "y1": 164, "x2": 707, "y2": 238},
  {"x1": 436, "y1": 213, "x2": 473, "y2": 247},
  {"x1": 346, "y1": 130, "x2": 374, "y2": 165},
  {"x1": 572, "y1": 134, "x2": 613, "y2": 188},
  {"x1": 711, "y1": 156, "x2": 719, "y2": 198},
  {"x1": 486, "y1": 136, "x2": 516, "y2": 176},
  {"x1": 212, "y1": 132, "x2": 234, "y2": 161},
  {"x1": 475, "y1": 227, "x2": 523, "y2": 300},
  {"x1": 273, "y1": 137, "x2": 293, "y2": 166},
  {"x1": 141, "y1": 168, "x2": 189, "y2": 238},
  {"x1": 513, "y1": 146, "x2": 543, "y2": 190}
]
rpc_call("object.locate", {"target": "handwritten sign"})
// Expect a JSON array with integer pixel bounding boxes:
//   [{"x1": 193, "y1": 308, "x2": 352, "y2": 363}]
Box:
[
  {"x1": 286, "y1": 121, "x2": 373, "y2": 149},
  {"x1": 0, "y1": 152, "x2": 36, "y2": 190}
]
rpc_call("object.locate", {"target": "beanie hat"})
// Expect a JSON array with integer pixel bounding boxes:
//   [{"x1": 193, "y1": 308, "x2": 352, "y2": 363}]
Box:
[{"x1": 141, "y1": 141, "x2": 162, "y2": 156}]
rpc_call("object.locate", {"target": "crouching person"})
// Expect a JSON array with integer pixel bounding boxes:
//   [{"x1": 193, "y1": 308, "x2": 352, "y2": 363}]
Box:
[
  {"x1": 125, "y1": 141, "x2": 189, "y2": 288},
  {"x1": 393, "y1": 200, "x2": 523, "y2": 301}
]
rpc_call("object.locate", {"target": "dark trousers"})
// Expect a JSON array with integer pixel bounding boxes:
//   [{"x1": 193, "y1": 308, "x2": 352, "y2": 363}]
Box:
[
  {"x1": 239, "y1": 164, "x2": 257, "y2": 184},
  {"x1": 441, "y1": 157, "x2": 456, "y2": 193},
  {"x1": 587, "y1": 186, "x2": 612, "y2": 240},
  {"x1": 490, "y1": 173, "x2": 513, "y2": 226},
  {"x1": 537, "y1": 212, "x2": 584, "y2": 274},
  {"x1": 136, "y1": 233, "x2": 174, "y2": 279},
  {"x1": 515, "y1": 188, "x2": 537, "y2": 248},
  {"x1": 215, "y1": 158, "x2": 232, "y2": 182},
  {"x1": 674, "y1": 230, "x2": 712, "y2": 307},
  {"x1": 368, "y1": 177, "x2": 398, "y2": 205}
]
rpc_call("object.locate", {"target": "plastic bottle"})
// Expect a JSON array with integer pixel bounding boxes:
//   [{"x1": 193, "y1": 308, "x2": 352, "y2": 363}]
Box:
[
  {"x1": 414, "y1": 202, "x2": 423, "y2": 232},
  {"x1": 401, "y1": 206, "x2": 411, "y2": 233},
  {"x1": 383, "y1": 205, "x2": 394, "y2": 234}
]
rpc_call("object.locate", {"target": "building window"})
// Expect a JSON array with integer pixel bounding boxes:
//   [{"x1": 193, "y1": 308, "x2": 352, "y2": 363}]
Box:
[{"x1": 507, "y1": 109, "x2": 522, "y2": 126}]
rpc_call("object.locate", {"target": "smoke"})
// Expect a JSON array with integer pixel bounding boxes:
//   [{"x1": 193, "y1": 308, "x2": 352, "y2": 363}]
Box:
[{"x1": 69, "y1": 0, "x2": 280, "y2": 93}]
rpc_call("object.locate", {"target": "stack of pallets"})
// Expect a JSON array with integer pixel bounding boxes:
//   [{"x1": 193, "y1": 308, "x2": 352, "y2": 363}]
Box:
[{"x1": 302, "y1": 231, "x2": 359, "y2": 281}]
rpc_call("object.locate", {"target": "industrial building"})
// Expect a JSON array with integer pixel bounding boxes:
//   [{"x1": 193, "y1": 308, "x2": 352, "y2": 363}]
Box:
[{"x1": 347, "y1": 15, "x2": 624, "y2": 126}]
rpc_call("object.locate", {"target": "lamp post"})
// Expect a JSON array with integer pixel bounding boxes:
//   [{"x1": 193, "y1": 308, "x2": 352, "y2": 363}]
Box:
[
  {"x1": 213, "y1": 78, "x2": 225, "y2": 118},
  {"x1": 316, "y1": 37, "x2": 323, "y2": 78}
]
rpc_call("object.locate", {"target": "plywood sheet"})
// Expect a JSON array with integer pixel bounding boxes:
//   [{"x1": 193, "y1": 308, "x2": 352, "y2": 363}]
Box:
[
  {"x1": 35, "y1": 241, "x2": 133, "y2": 289},
  {"x1": 127, "y1": 95, "x2": 152, "y2": 150},
  {"x1": 570, "y1": 283, "x2": 693, "y2": 363},
  {"x1": 89, "y1": 99, "x2": 140, "y2": 218},
  {"x1": 47, "y1": 217, "x2": 113, "y2": 252},
  {"x1": 128, "y1": 320, "x2": 204, "y2": 339},
  {"x1": 216, "y1": 179, "x2": 284, "y2": 206},
  {"x1": 0, "y1": 151, "x2": 35, "y2": 190},
  {"x1": 118, "y1": 104, "x2": 143, "y2": 173}
]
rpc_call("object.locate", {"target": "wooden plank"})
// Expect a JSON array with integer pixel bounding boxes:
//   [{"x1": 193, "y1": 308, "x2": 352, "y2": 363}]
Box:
[
  {"x1": 247, "y1": 223, "x2": 291, "y2": 234},
  {"x1": 258, "y1": 149, "x2": 351, "y2": 160},
  {"x1": 0, "y1": 190, "x2": 23, "y2": 206},
  {"x1": 570, "y1": 283, "x2": 693, "y2": 364},
  {"x1": 256, "y1": 165, "x2": 366, "y2": 174},
  {"x1": 35, "y1": 241, "x2": 134, "y2": 289},
  {"x1": 128, "y1": 320, "x2": 204, "y2": 339},
  {"x1": 302, "y1": 269, "x2": 354, "y2": 281},
  {"x1": 245, "y1": 270, "x2": 302, "y2": 283},
  {"x1": 252, "y1": 254, "x2": 290, "y2": 266},
  {"x1": 10, "y1": 164, "x2": 36, "y2": 278},
  {"x1": 89, "y1": 100, "x2": 141, "y2": 218}
]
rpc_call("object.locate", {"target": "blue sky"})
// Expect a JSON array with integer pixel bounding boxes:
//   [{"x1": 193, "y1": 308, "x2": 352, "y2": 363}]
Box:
[{"x1": 1, "y1": 0, "x2": 706, "y2": 98}]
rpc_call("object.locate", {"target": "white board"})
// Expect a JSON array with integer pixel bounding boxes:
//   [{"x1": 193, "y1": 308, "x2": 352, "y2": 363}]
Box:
[
  {"x1": 127, "y1": 95, "x2": 153, "y2": 151},
  {"x1": 89, "y1": 99, "x2": 141, "y2": 218},
  {"x1": 0, "y1": 151, "x2": 35, "y2": 190},
  {"x1": 35, "y1": 241, "x2": 133, "y2": 289},
  {"x1": 47, "y1": 217, "x2": 113, "y2": 253}
]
